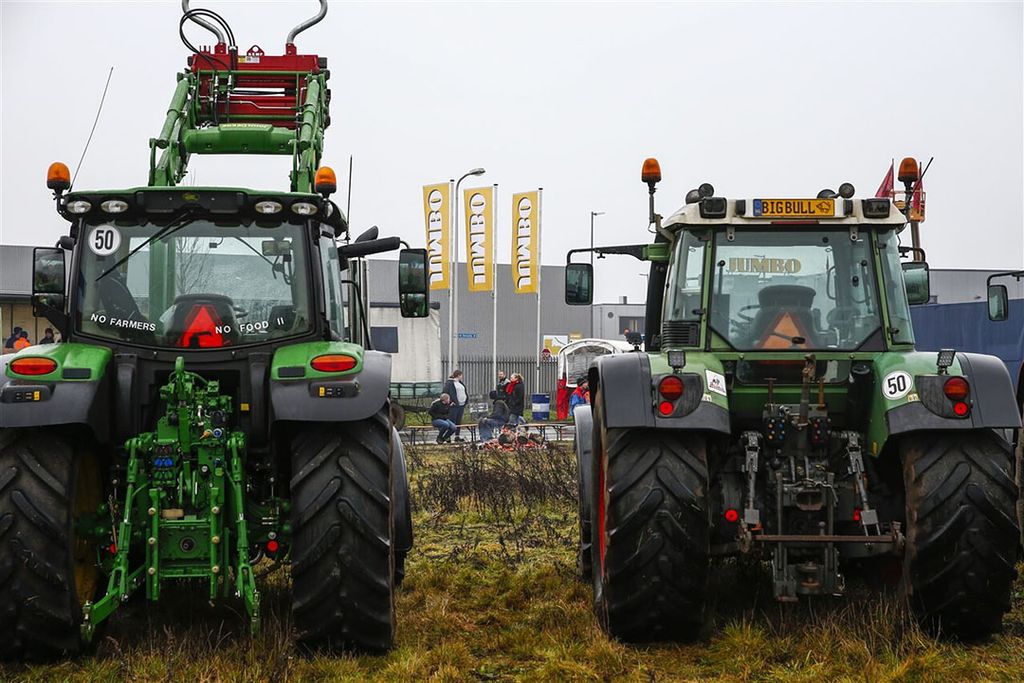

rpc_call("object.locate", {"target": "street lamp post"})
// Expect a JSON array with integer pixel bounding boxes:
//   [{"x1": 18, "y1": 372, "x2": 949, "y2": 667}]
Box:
[
  {"x1": 589, "y1": 210, "x2": 604, "y2": 338},
  {"x1": 451, "y1": 167, "x2": 486, "y2": 373}
]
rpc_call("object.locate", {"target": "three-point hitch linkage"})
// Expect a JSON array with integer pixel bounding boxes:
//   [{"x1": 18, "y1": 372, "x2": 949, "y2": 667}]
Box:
[{"x1": 82, "y1": 357, "x2": 258, "y2": 641}]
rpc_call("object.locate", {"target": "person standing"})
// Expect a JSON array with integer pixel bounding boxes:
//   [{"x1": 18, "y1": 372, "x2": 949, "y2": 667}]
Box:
[
  {"x1": 13, "y1": 331, "x2": 31, "y2": 351},
  {"x1": 4, "y1": 326, "x2": 22, "y2": 351},
  {"x1": 41, "y1": 328, "x2": 56, "y2": 345},
  {"x1": 478, "y1": 390, "x2": 509, "y2": 441},
  {"x1": 569, "y1": 376, "x2": 591, "y2": 415},
  {"x1": 505, "y1": 372, "x2": 526, "y2": 424},
  {"x1": 428, "y1": 393, "x2": 456, "y2": 444},
  {"x1": 443, "y1": 370, "x2": 469, "y2": 441},
  {"x1": 496, "y1": 370, "x2": 508, "y2": 395}
]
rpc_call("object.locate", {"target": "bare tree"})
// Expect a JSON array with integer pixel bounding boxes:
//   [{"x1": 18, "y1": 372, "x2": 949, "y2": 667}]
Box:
[{"x1": 176, "y1": 237, "x2": 213, "y2": 294}]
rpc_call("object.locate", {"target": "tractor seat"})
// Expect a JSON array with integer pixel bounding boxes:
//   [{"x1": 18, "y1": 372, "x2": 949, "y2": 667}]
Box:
[{"x1": 745, "y1": 285, "x2": 821, "y2": 349}]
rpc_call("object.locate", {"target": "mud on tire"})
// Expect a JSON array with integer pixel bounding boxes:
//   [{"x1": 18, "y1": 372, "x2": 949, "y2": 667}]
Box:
[
  {"x1": 290, "y1": 409, "x2": 395, "y2": 652},
  {"x1": 903, "y1": 430, "x2": 1018, "y2": 639},
  {"x1": 0, "y1": 428, "x2": 99, "y2": 661},
  {"x1": 591, "y1": 390, "x2": 710, "y2": 642}
]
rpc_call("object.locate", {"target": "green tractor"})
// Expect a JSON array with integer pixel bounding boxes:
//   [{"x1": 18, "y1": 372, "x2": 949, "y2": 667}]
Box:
[
  {"x1": 566, "y1": 158, "x2": 1021, "y2": 641},
  {"x1": 0, "y1": 1, "x2": 432, "y2": 660}
]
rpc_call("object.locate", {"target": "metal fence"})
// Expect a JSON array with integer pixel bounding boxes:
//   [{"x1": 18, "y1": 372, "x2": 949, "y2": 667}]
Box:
[{"x1": 441, "y1": 355, "x2": 559, "y2": 401}]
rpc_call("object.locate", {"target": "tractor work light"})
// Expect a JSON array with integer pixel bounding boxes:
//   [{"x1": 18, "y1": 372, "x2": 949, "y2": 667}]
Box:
[
  {"x1": 66, "y1": 199, "x2": 92, "y2": 214},
  {"x1": 290, "y1": 201, "x2": 318, "y2": 216},
  {"x1": 10, "y1": 357, "x2": 58, "y2": 376},
  {"x1": 101, "y1": 199, "x2": 129, "y2": 214},
  {"x1": 667, "y1": 350, "x2": 687, "y2": 370},
  {"x1": 898, "y1": 157, "x2": 919, "y2": 184},
  {"x1": 936, "y1": 348, "x2": 956, "y2": 372},
  {"x1": 861, "y1": 198, "x2": 890, "y2": 218},
  {"x1": 699, "y1": 196, "x2": 727, "y2": 219},
  {"x1": 315, "y1": 166, "x2": 338, "y2": 196},
  {"x1": 838, "y1": 183, "x2": 855, "y2": 199},
  {"x1": 641, "y1": 157, "x2": 662, "y2": 184},
  {"x1": 310, "y1": 353, "x2": 357, "y2": 373},
  {"x1": 254, "y1": 200, "x2": 283, "y2": 215},
  {"x1": 46, "y1": 162, "x2": 71, "y2": 193}
]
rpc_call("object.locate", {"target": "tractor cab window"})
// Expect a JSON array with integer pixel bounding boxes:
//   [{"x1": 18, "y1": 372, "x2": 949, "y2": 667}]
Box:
[
  {"x1": 76, "y1": 218, "x2": 313, "y2": 348},
  {"x1": 707, "y1": 229, "x2": 882, "y2": 351},
  {"x1": 663, "y1": 230, "x2": 706, "y2": 322},
  {"x1": 318, "y1": 235, "x2": 348, "y2": 340},
  {"x1": 877, "y1": 232, "x2": 915, "y2": 345}
]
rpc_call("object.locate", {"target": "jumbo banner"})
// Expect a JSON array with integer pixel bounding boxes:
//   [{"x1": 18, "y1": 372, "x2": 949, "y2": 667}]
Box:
[
  {"x1": 463, "y1": 186, "x2": 494, "y2": 292},
  {"x1": 422, "y1": 182, "x2": 451, "y2": 290},
  {"x1": 511, "y1": 190, "x2": 540, "y2": 294}
]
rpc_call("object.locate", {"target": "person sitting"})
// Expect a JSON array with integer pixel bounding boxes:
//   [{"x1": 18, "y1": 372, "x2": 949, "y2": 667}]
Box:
[
  {"x1": 13, "y1": 331, "x2": 31, "y2": 351},
  {"x1": 569, "y1": 376, "x2": 590, "y2": 415},
  {"x1": 478, "y1": 390, "x2": 510, "y2": 441},
  {"x1": 428, "y1": 393, "x2": 457, "y2": 444}
]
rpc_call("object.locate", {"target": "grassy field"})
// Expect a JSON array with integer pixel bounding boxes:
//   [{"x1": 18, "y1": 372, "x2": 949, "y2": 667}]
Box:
[{"x1": 4, "y1": 442, "x2": 1024, "y2": 682}]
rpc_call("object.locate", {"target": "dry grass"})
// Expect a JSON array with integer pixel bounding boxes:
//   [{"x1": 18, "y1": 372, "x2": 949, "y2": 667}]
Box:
[{"x1": 4, "y1": 442, "x2": 1024, "y2": 682}]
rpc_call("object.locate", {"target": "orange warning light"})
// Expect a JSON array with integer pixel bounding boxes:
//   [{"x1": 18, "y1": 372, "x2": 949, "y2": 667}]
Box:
[
  {"x1": 315, "y1": 166, "x2": 337, "y2": 196},
  {"x1": 47, "y1": 162, "x2": 71, "y2": 192},
  {"x1": 641, "y1": 158, "x2": 662, "y2": 185},
  {"x1": 897, "y1": 157, "x2": 919, "y2": 184}
]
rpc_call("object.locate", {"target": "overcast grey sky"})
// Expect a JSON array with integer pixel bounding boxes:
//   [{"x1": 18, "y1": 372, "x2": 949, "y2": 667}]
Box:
[{"x1": 2, "y1": 0, "x2": 1021, "y2": 304}]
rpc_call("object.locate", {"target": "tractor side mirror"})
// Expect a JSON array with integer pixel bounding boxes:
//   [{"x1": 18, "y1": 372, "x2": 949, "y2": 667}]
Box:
[
  {"x1": 565, "y1": 263, "x2": 593, "y2": 305},
  {"x1": 33, "y1": 247, "x2": 65, "y2": 297},
  {"x1": 901, "y1": 261, "x2": 930, "y2": 305},
  {"x1": 261, "y1": 239, "x2": 292, "y2": 257},
  {"x1": 988, "y1": 284, "x2": 1009, "y2": 322},
  {"x1": 398, "y1": 248, "x2": 430, "y2": 318},
  {"x1": 32, "y1": 247, "x2": 67, "y2": 330}
]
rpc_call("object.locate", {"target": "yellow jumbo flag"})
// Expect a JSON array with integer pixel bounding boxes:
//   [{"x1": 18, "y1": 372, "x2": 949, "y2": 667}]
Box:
[
  {"x1": 511, "y1": 190, "x2": 540, "y2": 294},
  {"x1": 422, "y1": 182, "x2": 451, "y2": 291},
  {"x1": 463, "y1": 186, "x2": 494, "y2": 292}
]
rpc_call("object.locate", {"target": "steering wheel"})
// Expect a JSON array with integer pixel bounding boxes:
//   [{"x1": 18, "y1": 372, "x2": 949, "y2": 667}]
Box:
[
  {"x1": 98, "y1": 274, "x2": 145, "y2": 321},
  {"x1": 735, "y1": 304, "x2": 760, "y2": 323}
]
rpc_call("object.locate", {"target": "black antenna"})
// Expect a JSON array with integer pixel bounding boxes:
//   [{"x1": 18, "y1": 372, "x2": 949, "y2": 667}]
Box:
[
  {"x1": 346, "y1": 154, "x2": 354, "y2": 230},
  {"x1": 70, "y1": 66, "x2": 114, "y2": 191}
]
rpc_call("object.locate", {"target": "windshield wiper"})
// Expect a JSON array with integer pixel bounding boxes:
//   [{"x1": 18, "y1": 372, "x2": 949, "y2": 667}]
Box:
[{"x1": 94, "y1": 209, "x2": 195, "y2": 282}]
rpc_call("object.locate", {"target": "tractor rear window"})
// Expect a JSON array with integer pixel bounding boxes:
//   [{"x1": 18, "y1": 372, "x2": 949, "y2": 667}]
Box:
[
  {"x1": 707, "y1": 229, "x2": 882, "y2": 351},
  {"x1": 75, "y1": 218, "x2": 313, "y2": 348}
]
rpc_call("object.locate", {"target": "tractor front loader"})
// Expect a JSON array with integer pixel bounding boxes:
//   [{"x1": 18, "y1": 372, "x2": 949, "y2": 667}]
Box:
[
  {"x1": 0, "y1": 0, "x2": 433, "y2": 660},
  {"x1": 567, "y1": 158, "x2": 1021, "y2": 642}
]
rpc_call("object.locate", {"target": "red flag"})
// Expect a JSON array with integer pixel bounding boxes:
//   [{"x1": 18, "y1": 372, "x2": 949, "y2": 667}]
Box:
[
  {"x1": 875, "y1": 161, "x2": 894, "y2": 198},
  {"x1": 911, "y1": 168, "x2": 925, "y2": 220}
]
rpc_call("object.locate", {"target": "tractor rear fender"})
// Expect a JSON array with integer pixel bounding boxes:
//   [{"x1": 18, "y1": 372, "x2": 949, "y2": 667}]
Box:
[
  {"x1": 588, "y1": 352, "x2": 730, "y2": 433},
  {"x1": 0, "y1": 345, "x2": 112, "y2": 441},
  {"x1": 886, "y1": 352, "x2": 1021, "y2": 439},
  {"x1": 269, "y1": 346, "x2": 392, "y2": 423},
  {"x1": 390, "y1": 426, "x2": 413, "y2": 554}
]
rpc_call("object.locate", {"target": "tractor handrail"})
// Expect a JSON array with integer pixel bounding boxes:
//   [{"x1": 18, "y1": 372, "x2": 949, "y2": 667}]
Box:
[
  {"x1": 287, "y1": 0, "x2": 328, "y2": 46},
  {"x1": 181, "y1": 0, "x2": 224, "y2": 44}
]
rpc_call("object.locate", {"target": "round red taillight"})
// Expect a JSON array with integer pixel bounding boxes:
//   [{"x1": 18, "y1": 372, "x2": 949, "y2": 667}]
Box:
[
  {"x1": 943, "y1": 377, "x2": 969, "y2": 401},
  {"x1": 9, "y1": 357, "x2": 57, "y2": 376},
  {"x1": 658, "y1": 375, "x2": 684, "y2": 401},
  {"x1": 310, "y1": 354, "x2": 358, "y2": 373},
  {"x1": 266, "y1": 539, "x2": 280, "y2": 553},
  {"x1": 953, "y1": 401, "x2": 970, "y2": 417},
  {"x1": 724, "y1": 508, "x2": 740, "y2": 523},
  {"x1": 657, "y1": 401, "x2": 674, "y2": 416},
  {"x1": 853, "y1": 508, "x2": 862, "y2": 522}
]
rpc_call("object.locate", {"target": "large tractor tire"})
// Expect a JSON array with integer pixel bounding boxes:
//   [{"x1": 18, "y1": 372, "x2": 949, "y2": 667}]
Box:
[
  {"x1": 902, "y1": 431, "x2": 1018, "y2": 639},
  {"x1": 0, "y1": 428, "x2": 101, "y2": 661},
  {"x1": 573, "y1": 405, "x2": 594, "y2": 581},
  {"x1": 290, "y1": 409, "x2": 395, "y2": 652},
  {"x1": 590, "y1": 389, "x2": 710, "y2": 642},
  {"x1": 1015, "y1": 400, "x2": 1024, "y2": 551}
]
